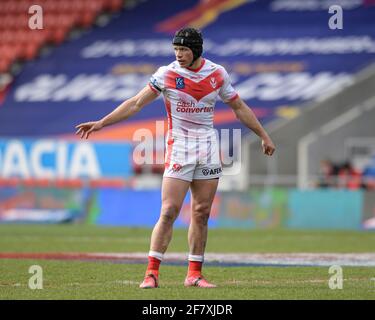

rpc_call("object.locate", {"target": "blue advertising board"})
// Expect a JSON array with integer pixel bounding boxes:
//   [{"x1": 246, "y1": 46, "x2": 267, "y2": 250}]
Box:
[
  {"x1": 287, "y1": 189, "x2": 363, "y2": 230},
  {"x1": 0, "y1": 139, "x2": 132, "y2": 179},
  {"x1": 93, "y1": 188, "x2": 364, "y2": 230}
]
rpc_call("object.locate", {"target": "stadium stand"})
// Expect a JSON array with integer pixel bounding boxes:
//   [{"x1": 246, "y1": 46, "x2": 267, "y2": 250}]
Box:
[
  {"x1": 248, "y1": 62, "x2": 375, "y2": 188},
  {"x1": 0, "y1": 0, "x2": 123, "y2": 74},
  {"x1": 0, "y1": 0, "x2": 374, "y2": 188}
]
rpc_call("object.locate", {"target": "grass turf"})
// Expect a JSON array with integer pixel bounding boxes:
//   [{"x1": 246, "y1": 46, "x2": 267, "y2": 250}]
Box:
[
  {"x1": 1, "y1": 260, "x2": 374, "y2": 300},
  {"x1": 1, "y1": 225, "x2": 375, "y2": 253},
  {"x1": 0, "y1": 225, "x2": 375, "y2": 299}
]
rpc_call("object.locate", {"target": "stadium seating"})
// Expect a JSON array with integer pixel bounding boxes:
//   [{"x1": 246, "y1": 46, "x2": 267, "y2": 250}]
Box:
[
  {"x1": 0, "y1": 0, "x2": 375, "y2": 182},
  {"x1": 0, "y1": 0, "x2": 124, "y2": 74}
]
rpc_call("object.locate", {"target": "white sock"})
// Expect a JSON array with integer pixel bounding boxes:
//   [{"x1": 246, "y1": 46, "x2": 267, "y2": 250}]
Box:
[
  {"x1": 148, "y1": 250, "x2": 164, "y2": 261},
  {"x1": 188, "y1": 254, "x2": 204, "y2": 262}
]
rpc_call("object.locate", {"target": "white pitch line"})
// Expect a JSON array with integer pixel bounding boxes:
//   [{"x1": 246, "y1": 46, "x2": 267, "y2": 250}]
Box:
[
  {"x1": 2, "y1": 252, "x2": 375, "y2": 267},
  {"x1": 85, "y1": 252, "x2": 375, "y2": 267}
]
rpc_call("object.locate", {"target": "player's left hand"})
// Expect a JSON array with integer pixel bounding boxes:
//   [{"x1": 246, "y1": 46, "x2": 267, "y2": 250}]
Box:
[{"x1": 262, "y1": 137, "x2": 275, "y2": 156}]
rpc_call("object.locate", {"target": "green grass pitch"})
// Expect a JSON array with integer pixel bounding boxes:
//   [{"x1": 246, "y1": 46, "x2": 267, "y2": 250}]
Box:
[{"x1": 0, "y1": 225, "x2": 374, "y2": 300}]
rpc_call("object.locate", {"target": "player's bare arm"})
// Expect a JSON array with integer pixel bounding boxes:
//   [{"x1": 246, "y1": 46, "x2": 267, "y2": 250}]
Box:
[
  {"x1": 75, "y1": 85, "x2": 158, "y2": 139},
  {"x1": 227, "y1": 96, "x2": 276, "y2": 156}
]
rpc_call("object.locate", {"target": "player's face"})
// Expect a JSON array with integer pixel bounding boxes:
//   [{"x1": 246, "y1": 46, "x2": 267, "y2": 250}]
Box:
[{"x1": 174, "y1": 45, "x2": 193, "y2": 68}]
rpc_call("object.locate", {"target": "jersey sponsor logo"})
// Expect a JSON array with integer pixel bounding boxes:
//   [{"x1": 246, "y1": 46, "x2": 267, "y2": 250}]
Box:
[
  {"x1": 176, "y1": 99, "x2": 214, "y2": 113},
  {"x1": 176, "y1": 99, "x2": 197, "y2": 108},
  {"x1": 175, "y1": 77, "x2": 185, "y2": 89},
  {"x1": 202, "y1": 167, "x2": 222, "y2": 176}
]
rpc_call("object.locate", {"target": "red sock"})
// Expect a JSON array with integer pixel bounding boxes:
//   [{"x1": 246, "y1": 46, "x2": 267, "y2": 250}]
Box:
[
  {"x1": 146, "y1": 256, "x2": 161, "y2": 277},
  {"x1": 188, "y1": 260, "x2": 202, "y2": 277}
]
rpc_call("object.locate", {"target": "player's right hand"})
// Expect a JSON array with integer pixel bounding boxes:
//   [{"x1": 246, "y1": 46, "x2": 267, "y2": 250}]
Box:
[{"x1": 75, "y1": 121, "x2": 103, "y2": 139}]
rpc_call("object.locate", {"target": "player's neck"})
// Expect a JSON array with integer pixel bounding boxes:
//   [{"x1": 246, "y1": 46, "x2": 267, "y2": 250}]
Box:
[{"x1": 186, "y1": 57, "x2": 204, "y2": 72}]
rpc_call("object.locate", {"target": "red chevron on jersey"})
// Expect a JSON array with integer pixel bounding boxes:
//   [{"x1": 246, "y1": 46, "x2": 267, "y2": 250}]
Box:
[
  {"x1": 164, "y1": 69, "x2": 224, "y2": 102},
  {"x1": 149, "y1": 58, "x2": 238, "y2": 137}
]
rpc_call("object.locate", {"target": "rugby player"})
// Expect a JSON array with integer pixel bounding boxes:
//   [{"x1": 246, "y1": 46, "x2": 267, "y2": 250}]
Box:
[{"x1": 75, "y1": 28, "x2": 275, "y2": 289}]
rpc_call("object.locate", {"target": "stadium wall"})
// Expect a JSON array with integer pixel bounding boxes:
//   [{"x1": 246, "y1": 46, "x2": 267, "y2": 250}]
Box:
[
  {"x1": 298, "y1": 98, "x2": 375, "y2": 188},
  {"x1": 1, "y1": 186, "x2": 374, "y2": 230},
  {"x1": 247, "y1": 62, "x2": 375, "y2": 185}
]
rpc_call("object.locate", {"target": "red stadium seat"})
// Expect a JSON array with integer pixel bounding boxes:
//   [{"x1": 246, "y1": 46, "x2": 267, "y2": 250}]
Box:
[
  {"x1": 78, "y1": 11, "x2": 97, "y2": 28},
  {"x1": 104, "y1": 0, "x2": 123, "y2": 12},
  {"x1": 0, "y1": 15, "x2": 13, "y2": 30},
  {"x1": 7, "y1": 45, "x2": 22, "y2": 62},
  {"x1": 22, "y1": 42, "x2": 40, "y2": 60},
  {"x1": 42, "y1": 0, "x2": 62, "y2": 14},
  {"x1": 0, "y1": 59, "x2": 10, "y2": 73},
  {"x1": 18, "y1": 1, "x2": 32, "y2": 13},
  {"x1": 12, "y1": 30, "x2": 29, "y2": 44},
  {"x1": 70, "y1": 1, "x2": 87, "y2": 13},
  {"x1": 28, "y1": 29, "x2": 51, "y2": 46},
  {"x1": 0, "y1": 30, "x2": 15, "y2": 44},
  {"x1": 2, "y1": 2, "x2": 12, "y2": 14},
  {"x1": 49, "y1": 28, "x2": 68, "y2": 44},
  {"x1": 2, "y1": 1, "x2": 18, "y2": 14}
]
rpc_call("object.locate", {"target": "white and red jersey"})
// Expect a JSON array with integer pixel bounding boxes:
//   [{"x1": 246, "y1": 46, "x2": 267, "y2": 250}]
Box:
[{"x1": 148, "y1": 58, "x2": 238, "y2": 139}]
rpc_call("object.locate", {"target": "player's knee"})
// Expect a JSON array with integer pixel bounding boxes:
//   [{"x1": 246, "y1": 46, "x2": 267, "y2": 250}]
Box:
[
  {"x1": 160, "y1": 204, "x2": 179, "y2": 224},
  {"x1": 193, "y1": 202, "x2": 210, "y2": 215},
  {"x1": 192, "y1": 203, "x2": 210, "y2": 225},
  {"x1": 192, "y1": 213, "x2": 209, "y2": 226}
]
